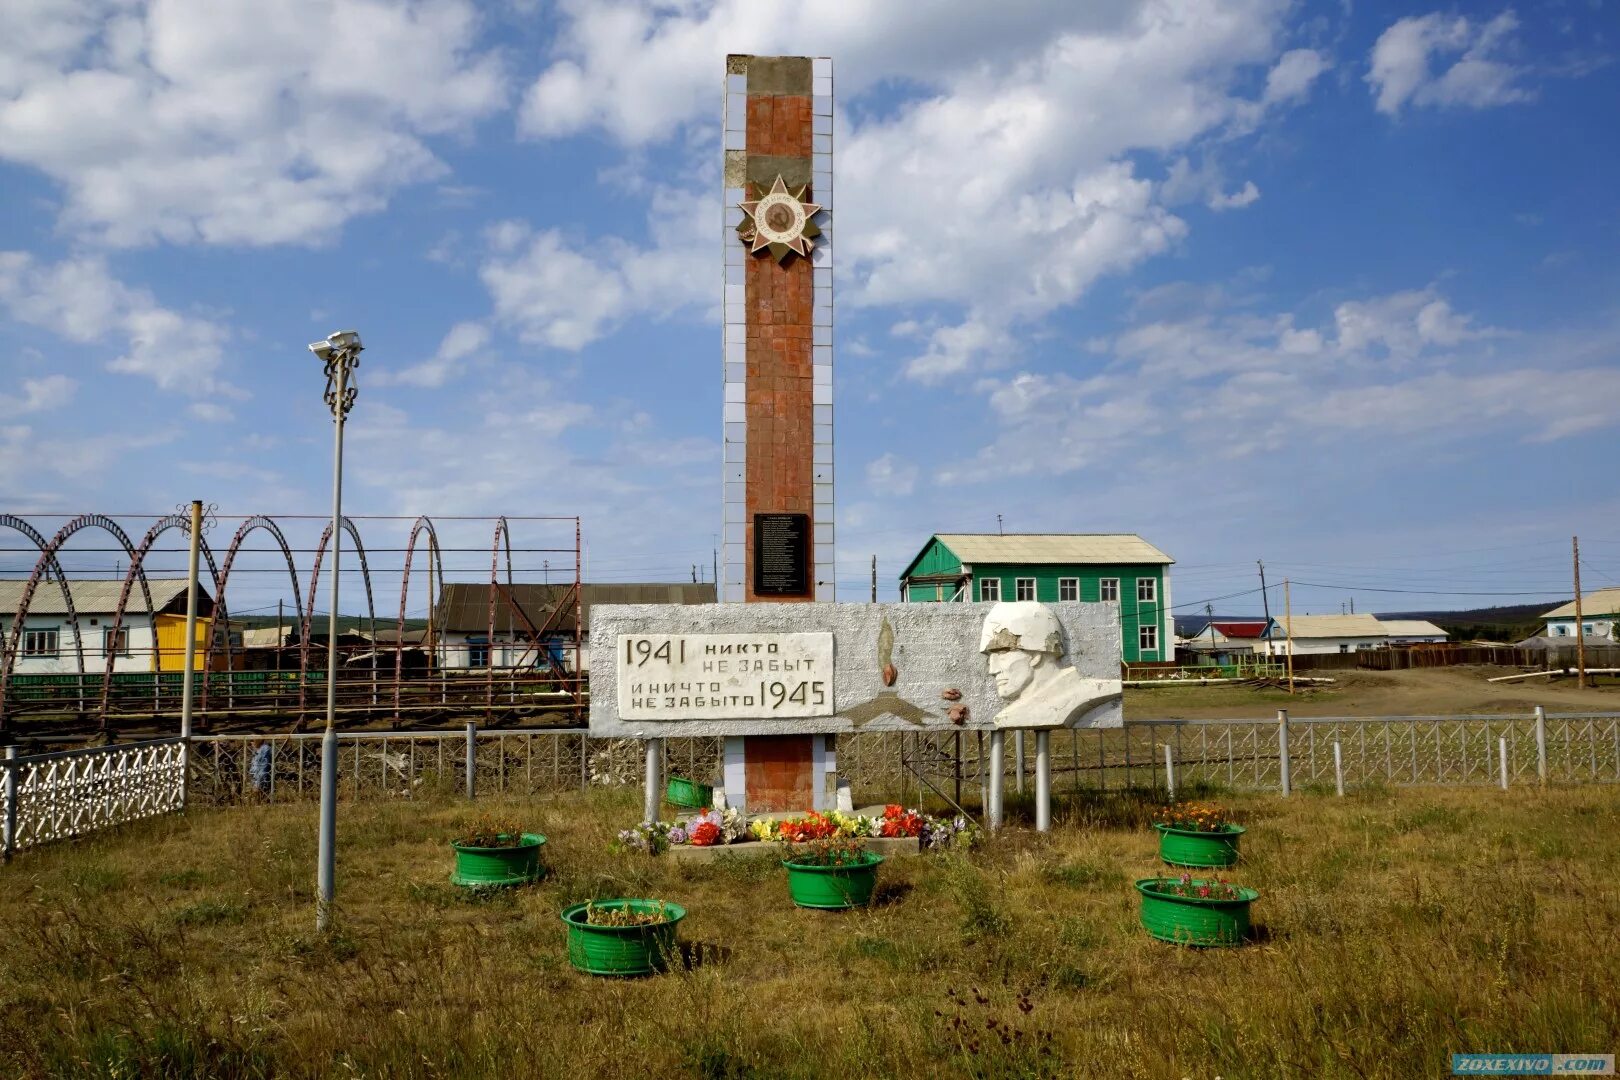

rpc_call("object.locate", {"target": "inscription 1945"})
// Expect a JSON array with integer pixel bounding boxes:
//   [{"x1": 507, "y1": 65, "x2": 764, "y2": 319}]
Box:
[{"x1": 615, "y1": 632, "x2": 834, "y2": 721}]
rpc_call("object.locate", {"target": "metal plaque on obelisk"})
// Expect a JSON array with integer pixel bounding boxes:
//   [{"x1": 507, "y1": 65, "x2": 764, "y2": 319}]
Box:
[{"x1": 719, "y1": 55, "x2": 836, "y2": 811}]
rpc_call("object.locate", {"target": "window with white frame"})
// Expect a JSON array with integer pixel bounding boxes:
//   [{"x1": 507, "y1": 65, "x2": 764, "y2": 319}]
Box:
[
  {"x1": 1015, "y1": 578, "x2": 1036, "y2": 602},
  {"x1": 103, "y1": 627, "x2": 129, "y2": 657},
  {"x1": 1138, "y1": 624, "x2": 1159, "y2": 653},
  {"x1": 1099, "y1": 578, "x2": 1119, "y2": 602},
  {"x1": 1058, "y1": 578, "x2": 1078, "y2": 602},
  {"x1": 23, "y1": 629, "x2": 58, "y2": 657},
  {"x1": 979, "y1": 578, "x2": 1001, "y2": 602},
  {"x1": 1553, "y1": 625, "x2": 1568, "y2": 636},
  {"x1": 1137, "y1": 577, "x2": 1157, "y2": 603}
]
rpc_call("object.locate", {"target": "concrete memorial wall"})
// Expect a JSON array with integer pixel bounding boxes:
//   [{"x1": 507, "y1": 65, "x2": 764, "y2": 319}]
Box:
[{"x1": 589, "y1": 600, "x2": 1123, "y2": 740}]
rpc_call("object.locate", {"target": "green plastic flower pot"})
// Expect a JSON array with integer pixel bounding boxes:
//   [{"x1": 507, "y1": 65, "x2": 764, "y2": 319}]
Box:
[
  {"x1": 665, "y1": 776, "x2": 713, "y2": 809},
  {"x1": 782, "y1": 852, "x2": 884, "y2": 910},
  {"x1": 450, "y1": 833, "x2": 546, "y2": 888},
  {"x1": 560, "y1": 899, "x2": 686, "y2": 976},
  {"x1": 1135, "y1": 878, "x2": 1259, "y2": 947},
  {"x1": 1154, "y1": 822, "x2": 1244, "y2": 868}
]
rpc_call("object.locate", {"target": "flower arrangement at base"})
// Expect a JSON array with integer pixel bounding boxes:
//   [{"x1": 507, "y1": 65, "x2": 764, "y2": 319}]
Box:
[
  {"x1": 750, "y1": 806, "x2": 979, "y2": 849},
  {"x1": 612, "y1": 808, "x2": 747, "y2": 854},
  {"x1": 454, "y1": 815, "x2": 529, "y2": 848},
  {"x1": 583, "y1": 899, "x2": 674, "y2": 926},
  {"x1": 1150, "y1": 872, "x2": 1243, "y2": 901},
  {"x1": 783, "y1": 836, "x2": 874, "y2": 867},
  {"x1": 1153, "y1": 802, "x2": 1237, "y2": 833}
]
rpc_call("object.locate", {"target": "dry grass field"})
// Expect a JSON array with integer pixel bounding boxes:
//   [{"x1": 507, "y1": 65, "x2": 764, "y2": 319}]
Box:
[{"x1": 2, "y1": 783, "x2": 1617, "y2": 1079}]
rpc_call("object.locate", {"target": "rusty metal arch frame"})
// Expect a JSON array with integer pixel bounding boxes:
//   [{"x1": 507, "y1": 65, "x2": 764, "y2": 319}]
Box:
[
  {"x1": 395, "y1": 516, "x2": 445, "y2": 718},
  {"x1": 303, "y1": 516, "x2": 379, "y2": 710},
  {"x1": 0, "y1": 515, "x2": 91, "y2": 730},
  {"x1": 34, "y1": 516, "x2": 165, "y2": 724},
  {"x1": 487, "y1": 516, "x2": 515, "y2": 716},
  {"x1": 203, "y1": 516, "x2": 305, "y2": 715}
]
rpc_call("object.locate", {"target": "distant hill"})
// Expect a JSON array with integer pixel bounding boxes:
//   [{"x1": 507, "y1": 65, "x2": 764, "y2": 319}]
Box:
[{"x1": 1376, "y1": 601, "x2": 1564, "y2": 643}]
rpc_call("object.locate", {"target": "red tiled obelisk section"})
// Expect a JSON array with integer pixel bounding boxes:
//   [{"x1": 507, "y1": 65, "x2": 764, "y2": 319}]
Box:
[
  {"x1": 741, "y1": 66, "x2": 817, "y2": 810},
  {"x1": 742, "y1": 87, "x2": 814, "y2": 604}
]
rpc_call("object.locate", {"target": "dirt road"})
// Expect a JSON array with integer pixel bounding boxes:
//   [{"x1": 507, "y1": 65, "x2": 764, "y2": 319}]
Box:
[{"x1": 1125, "y1": 665, "x2": 1619, "y2": 720}]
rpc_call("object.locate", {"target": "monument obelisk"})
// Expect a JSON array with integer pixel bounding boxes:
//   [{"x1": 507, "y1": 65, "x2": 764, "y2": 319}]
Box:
[{"x1": 719, "y1": 55, "x2": 836, "y2": 812}]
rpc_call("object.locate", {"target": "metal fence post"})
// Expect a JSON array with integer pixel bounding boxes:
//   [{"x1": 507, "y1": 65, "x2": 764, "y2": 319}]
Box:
[
  {"x1": 1035, "y1": 730, "x2": 1051, "y2": 832},
  {"x1": 1533, "y1": 706, "x2": 1547, "y2": 786},
  {"x1": 3, "y1": 746, "x2": 17, "y2": 863},
  {"x1": 1277, "y1": 709, "x2": 1291, "y2": 797},
  {"x1": 1499, "y1": 736, "x2": 1509, "y2": 791},
  {"x1": 643, "y1": 738, "x2": 662, "y2": 823},
  {"x1": 1333, "y1": 741, "x2": 1344, "y2": 797},
  {"x1": 1163, "y1": 743, "x2": 1175, "y2": 801},
  {"x1": 465, "y1": 721, "x2": 477, "y2": 800},
  {"x1": 986, "y1": 730, "x2": 1004, "y2": 831}
]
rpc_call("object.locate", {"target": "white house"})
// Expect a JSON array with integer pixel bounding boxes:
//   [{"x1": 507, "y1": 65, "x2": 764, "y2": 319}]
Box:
[
  {"x1": 1270, "y1": 613, "x2": 1388, "y2": 656},
  {"x1": 1541, "y1": 589, "x2": 1620, "y2": 641},
  {"x1": 0, "y1": 578, "x2": 204, "y2": 673},
  {"x1": 1379, "y1": 620, "x2": 1449, "y2": 646}
]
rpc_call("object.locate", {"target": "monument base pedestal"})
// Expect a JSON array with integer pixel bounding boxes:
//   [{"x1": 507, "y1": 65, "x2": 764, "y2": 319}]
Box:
[{"x1": 723, "y1": 734, "x2": 836, "y2": 815}]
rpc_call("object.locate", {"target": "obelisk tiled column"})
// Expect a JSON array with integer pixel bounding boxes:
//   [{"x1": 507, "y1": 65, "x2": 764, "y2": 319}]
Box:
[{"x1": 719, "y1": 55, "x2": 836, "y2": 812}]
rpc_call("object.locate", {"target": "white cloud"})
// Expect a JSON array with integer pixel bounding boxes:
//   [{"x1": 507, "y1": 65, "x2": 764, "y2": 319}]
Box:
[
  {"x1": 0, "y1": 251, "x2": 238, "y2": 395},
  {"x1": 0, "y1": 0, "x2": 505, "y2": 246},
  {"x1": 1332, "y1": 288, "x2": 1494, "y2": 357},
  {"x1": 0, "y1": 374, "x2": 76, "y2": 416},
  {"x1": 187, "y1": 401, "x2": 235, "y2": 423},
  {"x1": 1367, "y1": 11, "x2": 1530, "y2": 115},
  {"x1": 1263, "y1": 48, "x2": 1330, "y2": 106},
  {"x1": 944, "y1": 284, "x2": 1609, "y2": 485},
  {"x1": 1208, "y1": 180, "x2": 1260, "y2": 211},
  {"x1": 478, "y1": 186, "x2": 711, "y2": 351},
  {"x1": 866, "y1": 453, "x2": 919, "y2": 497},
  {"x1": 375, "y1": 321, "x2": 490, "y2": 388}
]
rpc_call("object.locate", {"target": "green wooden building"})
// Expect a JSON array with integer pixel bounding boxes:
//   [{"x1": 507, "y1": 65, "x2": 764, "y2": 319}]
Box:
[{"x1": 898, "y1": 533, "x2": 1175, "y2": 663}]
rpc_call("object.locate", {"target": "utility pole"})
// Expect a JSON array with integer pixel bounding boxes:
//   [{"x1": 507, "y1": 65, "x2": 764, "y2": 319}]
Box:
[
  {"x1": 276, "y1": 599, "x2": 283, "y2": 674},
  {"x1": 691, "y1": 564, "x2": 698, "y2": 584},
  {"x1": 178, "y1": 499, "x2": 203, "y2": 809},
  {"x1": 1574, "y1": 536, "x2": 1588, "y2": 688},
  {"x1": 1257, "y1": 560, "x2": 1273, "y2": 656},
  {"x1": 871, "y1": 555, "x2": 878, "y2": 603},
  {"x1": 1350, "y1": 597, "x2": 1355, "y2": 615},
  {"x1": 1284, "y1": 578, "x2": 1295, "y2": 695},
  {"x1": 996, "y1": 514, "x2": 1003, "y2": 536},
  {"x1": 1206, "y1": 603, "x2": 1216, "y2": 650},
  {"x1": 713, "y1": 547, "x2": 719, "y2": 593}
]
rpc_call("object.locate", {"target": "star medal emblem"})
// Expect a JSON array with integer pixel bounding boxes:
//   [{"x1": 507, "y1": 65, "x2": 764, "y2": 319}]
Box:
[{"x1": 737, "y1": 175, "x2": 822, "y2": 263}]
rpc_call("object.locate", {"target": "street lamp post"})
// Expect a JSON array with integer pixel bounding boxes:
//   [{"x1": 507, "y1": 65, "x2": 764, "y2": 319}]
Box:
[{"x1": 309, "y1": 329, "x2": 362, "y2": 932}]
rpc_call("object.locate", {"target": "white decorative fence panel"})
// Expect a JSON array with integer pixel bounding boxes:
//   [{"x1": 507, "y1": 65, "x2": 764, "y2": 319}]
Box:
[{"x1": 3, "y1": 738, "x2": 185, "y2": 857}]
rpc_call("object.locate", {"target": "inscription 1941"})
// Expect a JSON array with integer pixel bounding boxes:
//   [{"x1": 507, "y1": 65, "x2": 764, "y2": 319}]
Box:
[{"x1": 616, "y1": 632, "x2": 834, "y2": 721}]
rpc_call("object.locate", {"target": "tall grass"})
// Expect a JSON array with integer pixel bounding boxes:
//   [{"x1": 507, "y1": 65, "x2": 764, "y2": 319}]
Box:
[{"x1": 1, "y1": 784, "x2": 1616, "y2": 1078}]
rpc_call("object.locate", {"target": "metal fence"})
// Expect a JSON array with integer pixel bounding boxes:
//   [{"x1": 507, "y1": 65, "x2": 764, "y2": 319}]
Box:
[
  {"x1": 2, "y1": 738, "x2": 185, "y2": 858},
  {"x1": 179, "y1": 710, "x2": 1620, "y2": 811}
]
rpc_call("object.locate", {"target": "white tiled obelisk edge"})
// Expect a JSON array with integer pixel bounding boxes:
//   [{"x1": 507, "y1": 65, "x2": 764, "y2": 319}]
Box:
[
  {"x1": 588, "y1": 600, "x2": 1122, "y2": 739},
  {"x1": 811, "y1": 57, "x2": 835, "y2": 602},
  {"x1": 721, "y1": 69, "x2": 749, "y2": 603}
]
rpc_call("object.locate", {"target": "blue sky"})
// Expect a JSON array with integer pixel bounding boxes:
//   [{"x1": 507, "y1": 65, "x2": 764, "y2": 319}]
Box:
[{"x1": 1, "y1": 0, "x2": 1617, "y2": 620}]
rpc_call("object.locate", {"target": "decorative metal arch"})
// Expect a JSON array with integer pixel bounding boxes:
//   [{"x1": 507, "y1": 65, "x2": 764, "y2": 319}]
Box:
[
  {"x1": 395, "y1": 516, "x2": 445, "y2": 718},
  {"x1": 102, "y1": 513, "x2": 225, "y2": 722},
  {"x1": 201, "y1": 516, "x2": 306, "y2": 714},
  {"x1": 303, "y1": 516, "x2": 379, "y2": 709},
  {"x1": 36, "y1": 516, "x2": 162, "y2": 722},
  {"x1": 0, "y1": 515, "x2": 90, "y2": 729}
]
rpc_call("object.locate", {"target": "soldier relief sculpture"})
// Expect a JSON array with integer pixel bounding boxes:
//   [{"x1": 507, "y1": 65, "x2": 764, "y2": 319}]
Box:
[{"x1": 978, "y1": 602, "x2": 1119, "y2": 729}]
